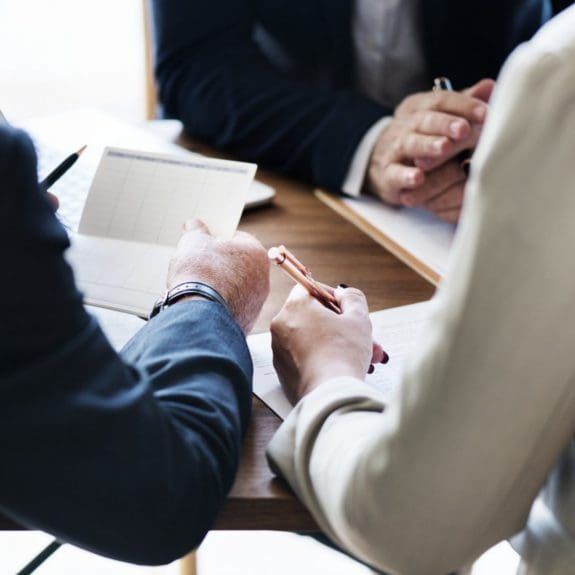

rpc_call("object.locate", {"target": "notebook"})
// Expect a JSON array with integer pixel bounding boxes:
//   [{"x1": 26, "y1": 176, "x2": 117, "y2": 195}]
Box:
[
  {"x1": 65, "y1": 146, "x2": 256, "y2": 317},
  {"x1": 19, "y1": 109, "x2": 275, "y2": 233}
]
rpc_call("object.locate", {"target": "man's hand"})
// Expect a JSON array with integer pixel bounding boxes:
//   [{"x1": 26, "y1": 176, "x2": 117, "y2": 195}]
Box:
[
  {"x1": 47, "y1": 192, "x2": 59, "y2": 211},
  {"x1": 366, "y1": 79, "x2": 495, "y2": 223},
  {"x1": 271, "y1": 285, "x2": 385, "y2": 405},
  {"x1": 168, "y1": 219, "x2": 270, "y2": 334}
]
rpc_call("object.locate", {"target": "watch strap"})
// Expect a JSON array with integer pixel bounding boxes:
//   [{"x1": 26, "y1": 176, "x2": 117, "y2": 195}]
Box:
[{"x1": 150, "y1": 281, "x2": 228, "y2": 319}]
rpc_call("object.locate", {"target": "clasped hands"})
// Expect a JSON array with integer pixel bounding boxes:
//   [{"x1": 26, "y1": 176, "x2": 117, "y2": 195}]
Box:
[{"x1": 366, "y1": 79, "x2": 495, "y2": 223}]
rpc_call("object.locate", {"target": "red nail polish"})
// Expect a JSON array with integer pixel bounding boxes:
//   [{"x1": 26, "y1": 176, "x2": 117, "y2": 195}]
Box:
[
  {"x1": 368, "y1": 364, "x2": 375, "y2": 374},
  {"x1": 381, "y1": 352, "x2": 389, "y2": 364}
]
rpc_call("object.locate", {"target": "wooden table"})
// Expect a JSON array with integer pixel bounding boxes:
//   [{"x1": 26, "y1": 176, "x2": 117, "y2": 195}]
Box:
[
  {"x1": 0, "y1": 126, "x2": 435, "y2": 533},
  {"x1": 215, "y1": 164, "x2": 435, "y2": 531}
]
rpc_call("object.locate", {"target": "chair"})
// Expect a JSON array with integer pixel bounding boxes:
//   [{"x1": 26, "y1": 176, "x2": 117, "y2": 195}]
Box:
[{"x1": 142, "y1": 0, "x2": 158, "y2": 120}]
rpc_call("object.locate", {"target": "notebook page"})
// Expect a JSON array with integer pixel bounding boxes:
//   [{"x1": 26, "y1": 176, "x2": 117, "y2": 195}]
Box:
[
  {"x1": 250, "y1": 301, "x2": 431, "y2": 419},
  {"x1": 65, "y1": 146, "x2": 256, "y2": 316},
  {"x1": 341, "y1": 195, "x2": 455, "y2": 278},
  {"x1": 79, "y1": 147, "x2": 255, "y2": 243},
  {"x1": 66, "y1": 235, "x2": 174, "y2": 316}
]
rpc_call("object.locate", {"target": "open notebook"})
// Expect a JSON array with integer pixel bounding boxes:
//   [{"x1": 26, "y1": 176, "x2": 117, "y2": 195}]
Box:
[
  {"x1": 62, "y1": 146, "x2": 256, "y2": 317},
  {"x1": 249, "y1": 301, "x2": 432, "y2": 419},
  {"x1": 19, "y1": 109, "x2": 275, "y2": 233}
]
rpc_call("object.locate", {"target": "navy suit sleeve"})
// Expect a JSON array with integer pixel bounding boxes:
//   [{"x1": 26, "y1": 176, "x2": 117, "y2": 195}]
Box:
[
  {"x1": 149, "y1": 0, "x2": 388, "y2": 191},
  {"x1": 0, "y1": 126, "x2": 252, "y2": 565}
]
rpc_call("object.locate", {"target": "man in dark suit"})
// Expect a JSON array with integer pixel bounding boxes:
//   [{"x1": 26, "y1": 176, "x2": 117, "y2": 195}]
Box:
[
  {"x1": 0, "y1": 125, "x2": 269, "y2": 564},
  {"x1": 149, "y1": 0, "x2": 553, "y2": 222}
]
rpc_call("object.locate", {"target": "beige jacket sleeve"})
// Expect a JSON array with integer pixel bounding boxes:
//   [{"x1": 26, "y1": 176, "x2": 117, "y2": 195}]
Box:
[{"x1": 267, "y1": 10, "x2": 575, "y2": 575}]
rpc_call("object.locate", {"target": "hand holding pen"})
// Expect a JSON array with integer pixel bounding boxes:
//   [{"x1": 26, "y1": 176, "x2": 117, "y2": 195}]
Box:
[
  {"x1": 268, "y1": 245, "x2": 341, "y2": 313},
  {"x1": 269, "y1": 245, "x2": 389, "y2": 378},
  {"x1": 366, "y1": 77, "x2": 492, "y2": 223}
]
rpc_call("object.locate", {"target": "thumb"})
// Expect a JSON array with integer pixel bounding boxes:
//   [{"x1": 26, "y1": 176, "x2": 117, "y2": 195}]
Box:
[{"x1": 334, "y1": 285, "x2": 368, "y2": 315}]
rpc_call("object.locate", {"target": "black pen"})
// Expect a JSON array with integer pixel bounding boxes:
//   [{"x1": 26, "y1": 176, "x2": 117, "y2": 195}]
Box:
[
  {"x1": 433, "y1": 76, "x2": 472, "y2": 174},
  {"x1": 40, "y1": 144, "x2": 87, "y2": 190}
]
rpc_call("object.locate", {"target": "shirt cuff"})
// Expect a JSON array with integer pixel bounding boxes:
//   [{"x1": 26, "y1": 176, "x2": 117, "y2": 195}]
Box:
[{"x1": 341, "y1": 117, "x2": 392, "y2": 197}]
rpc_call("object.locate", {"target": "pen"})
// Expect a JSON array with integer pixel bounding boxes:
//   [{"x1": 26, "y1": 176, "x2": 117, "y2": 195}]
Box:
[
  {"x1": 40, "y1": 144, "x2": 87, "y2": 190},
  {"x1": 268, "y1": 245, "x2": 390, "y2": 366},
  {"x1": 433, "y1": 76, "x2": 472, "y2": 174},
  {"x1": 268, "y1": 245, "x2": 341, "y2": 313}
]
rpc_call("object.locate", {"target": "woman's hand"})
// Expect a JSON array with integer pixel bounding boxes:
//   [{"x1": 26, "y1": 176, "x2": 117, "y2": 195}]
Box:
[{"x1": 271, "y1": 285, "x2": 386, "y2": 404}]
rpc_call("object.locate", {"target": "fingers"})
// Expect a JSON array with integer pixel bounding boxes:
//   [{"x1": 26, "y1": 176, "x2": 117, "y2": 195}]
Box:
[
  {"x1": 399, "y1": 132, "x2": 453, "y2": 159},
  {"x1": 410, "y1": 110, "x2": 471, "y2": 141},
  {"x1": 464, "y1": 78, "x2": 496, "y2": 104},
  {"x1": 46, "y1": 192, "x2": 59, "y2": 211},
  {"x1": 371, "y1": 163, "x2": 424, "y2": 205},
  {"x1": 371, "y1": 341, "x2": 389, "y2": 365},
  {"x1": 427, "y1": 91, "x2": 488, "y2": 124},
  {"x1": 399, "y1": 160, "x2": 465, "y2": 208},
  {"x1": 334, "y1": 285, "x2": 369, "y2": 316}
]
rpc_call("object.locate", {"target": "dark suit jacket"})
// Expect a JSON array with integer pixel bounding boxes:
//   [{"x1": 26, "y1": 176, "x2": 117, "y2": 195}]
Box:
[
  {"x1": 150, "y1": 0, "x2": 551, "y2": 190},
  {"x1": 0, "y1": 126, "x2": 252, "y2": 564}
]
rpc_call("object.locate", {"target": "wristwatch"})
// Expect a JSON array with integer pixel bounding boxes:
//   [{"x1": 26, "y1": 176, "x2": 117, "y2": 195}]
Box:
[{"x1": 149, "y1": 281, "x2": 228, "y2": 319}]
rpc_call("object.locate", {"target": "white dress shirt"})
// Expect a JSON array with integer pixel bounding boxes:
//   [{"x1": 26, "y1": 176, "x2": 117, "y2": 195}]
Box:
[
  {"x1": 268, "y1": 7, "x2": 575, "y2": 574},
  {"x1": 343, "y1": 0, "x2": 428, "y2": 196}
]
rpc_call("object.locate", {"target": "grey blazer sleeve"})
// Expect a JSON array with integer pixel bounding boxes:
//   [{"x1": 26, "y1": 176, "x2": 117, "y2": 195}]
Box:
[{"x1": 267, "y1": 10, "x2": 575, "y2": 575}]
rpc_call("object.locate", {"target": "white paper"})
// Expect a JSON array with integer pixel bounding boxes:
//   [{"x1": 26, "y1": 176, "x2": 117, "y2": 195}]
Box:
[
  {"x1": 21, "y1": 109, "x2": 274, "y2": 230},
  {"x1": 62, "y1": 147, "x2": 255, "y2": 317},
  {"x1": 79, "y1": 147, "x2": 253, "y2": 242},
  {"x1": 249, "y1": 301, "x2": 431, "y2": 419},
  {"x1": 341, "y1": 195, "x2": 455, "y2": 277}
]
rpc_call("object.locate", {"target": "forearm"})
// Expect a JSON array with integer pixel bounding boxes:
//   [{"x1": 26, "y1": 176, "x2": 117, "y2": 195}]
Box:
[
  {"x1": 0, "y1": 302, "x2": 252, "y2": 564},
  {"x1": 268, "y1": 38, "x2": 575, "y2": 574},
  {"x1": 150, "y1": 0, "x2": 387, "y2": 190}
]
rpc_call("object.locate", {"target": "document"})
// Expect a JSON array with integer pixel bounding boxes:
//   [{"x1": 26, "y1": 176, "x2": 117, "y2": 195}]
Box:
[
  {"x1": 65, "y1": 147, "x2": 256, "y2": 317},
  {"x1": 20, "y1": 109, "x2": 275, "y2": 230},
  {"x1": 249, "y1": 301, "x2": 432, "y2": 419},
  {"x1": 316, "y1": 190, "x2": 456, "y2": 285}
]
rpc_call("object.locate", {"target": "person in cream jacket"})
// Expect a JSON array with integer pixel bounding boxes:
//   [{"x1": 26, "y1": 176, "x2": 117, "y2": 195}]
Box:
[{"x1": 267, "y1": 7, "x2": 575, "y2": 575}]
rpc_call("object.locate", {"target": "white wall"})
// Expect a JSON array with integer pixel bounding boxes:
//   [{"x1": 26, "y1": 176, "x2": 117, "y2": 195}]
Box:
[{"x1": 0, "y1": 0, "x2": 145, "y2": 122}]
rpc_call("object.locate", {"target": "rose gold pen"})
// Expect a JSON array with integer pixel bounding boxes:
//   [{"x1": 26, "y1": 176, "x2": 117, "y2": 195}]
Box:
[
  {"x1": 268, "y1": 245, "x2": 341, "y2": 313},
  {"x1": 268, "y1": 245, "x2": 390, "y2": 366}
]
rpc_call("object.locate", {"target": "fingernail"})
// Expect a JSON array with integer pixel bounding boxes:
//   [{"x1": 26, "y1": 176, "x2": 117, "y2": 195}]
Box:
[
  {"x1": 368, "y1": 364, "x2": 375, "y2": 374},
  {"x1": 337, "y1": 283, "x2": 349, "y2": 289},
  {"x1": 406, "y1": 173, "x2": 418, "y2": 186},
  {"x1": 449, "y1": 120, "x2": 465, "y2": 138},
  {"x1": 433, "y1": 139, "x2": 445, "y2": 153},
  {"x1": 401, "y1": 192, "x2": 415, "y2": 207},
  {"x1": 473, "y1": 105, "x2": 487, "y2": 122},
  {"x1": 381, "y1": 351, "x2": 389, "y2": 364}
]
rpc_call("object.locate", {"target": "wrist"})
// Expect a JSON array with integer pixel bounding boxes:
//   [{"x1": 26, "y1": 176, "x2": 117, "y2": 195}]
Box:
[
  {"x1": 150, "y1": 281, "x2": 228, "y2": 319},
  {"x1": 300, "y1": 360, "x2": 366, "y2": 399}
]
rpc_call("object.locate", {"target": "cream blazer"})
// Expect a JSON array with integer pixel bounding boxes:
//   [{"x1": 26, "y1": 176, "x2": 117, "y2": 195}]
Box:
[{"x1": 267, "y1": 7, "x2": 575, "y2": 575}]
